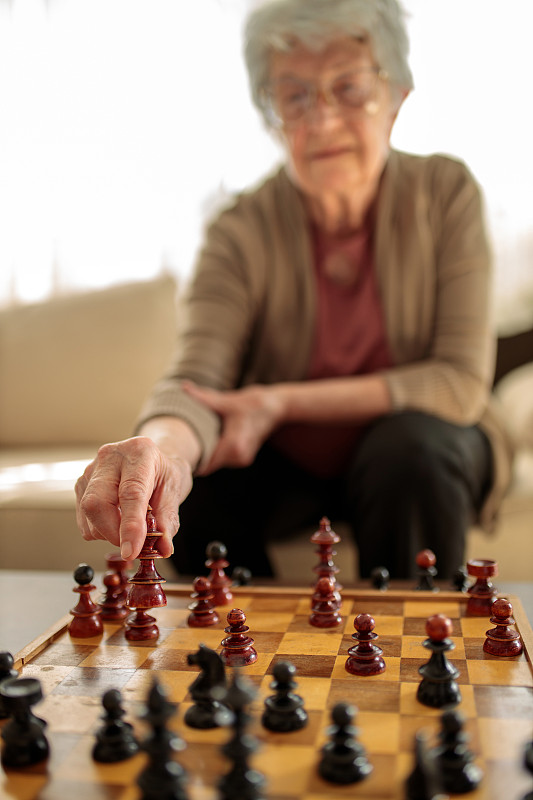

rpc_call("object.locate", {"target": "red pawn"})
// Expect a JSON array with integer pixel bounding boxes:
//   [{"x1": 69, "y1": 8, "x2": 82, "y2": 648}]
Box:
[
  {"x1": 206, "y1": 541, "x2": 233, "y2": 606},
  {"x1": 483, "y1": 598, "x2": 523, "y2": 657},
  {"x1": 187, "y1": 576, "x2": 219, "y2": 628},
  {"x1": 345, "y1": 613, "x2": 386, "y2": 676},
  {"x1": 99, "y1": 571, "x2": 128, "y2": 621},
  {"x1": 466, "y1": 559, "x2": 498, "y2": 615},
  {"x1": 309, "y1": 576, "x2": 342, "y2": 628},
  {"x1": 220, "y1": 608, "x2": 257, "y2": 667},
  {"x1": 69, "y1": 563, "x2": 103, "y2": 638}
]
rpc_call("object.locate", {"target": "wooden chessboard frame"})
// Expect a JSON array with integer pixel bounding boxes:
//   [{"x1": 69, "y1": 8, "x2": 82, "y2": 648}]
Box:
[{"x1": 5, "y1": 583, "x2": 533, "y2": 800}]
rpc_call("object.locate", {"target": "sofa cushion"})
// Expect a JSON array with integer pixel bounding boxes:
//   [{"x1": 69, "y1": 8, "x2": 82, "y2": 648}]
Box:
[{"x1": 0, "y1": 274, "x2": 178, "y2": 447}]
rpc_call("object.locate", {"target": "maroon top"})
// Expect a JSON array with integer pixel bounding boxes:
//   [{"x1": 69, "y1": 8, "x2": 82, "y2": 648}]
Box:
[{"x1": 270, "y1": 215, "x2": 392, "y2": 477}]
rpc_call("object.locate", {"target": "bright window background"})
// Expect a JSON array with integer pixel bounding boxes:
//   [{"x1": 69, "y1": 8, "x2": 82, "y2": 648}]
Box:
[{"x1": 1, "y1": 0, "x2": 532, "y2": 333}]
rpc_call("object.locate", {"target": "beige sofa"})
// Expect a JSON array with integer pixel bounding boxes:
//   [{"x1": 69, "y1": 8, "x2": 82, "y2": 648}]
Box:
[{"x1": 1, "y1": 274, "x2": 532, "y2": 581}]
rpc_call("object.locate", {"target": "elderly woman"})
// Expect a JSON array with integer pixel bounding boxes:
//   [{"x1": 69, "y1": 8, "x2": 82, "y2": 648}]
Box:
[{"x1": 75, "y1": 0, "x2": 513, "y2": 580}]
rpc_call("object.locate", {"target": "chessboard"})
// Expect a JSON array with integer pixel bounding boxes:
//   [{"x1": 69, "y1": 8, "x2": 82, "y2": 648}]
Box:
[{"x1": 3, "y1": 583, "x2": 533, "y2": 800}]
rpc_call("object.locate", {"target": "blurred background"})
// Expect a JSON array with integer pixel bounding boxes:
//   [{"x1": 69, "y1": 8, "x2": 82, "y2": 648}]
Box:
[{"x1": 1, "y1": 0, "x2": 532, "y2": 333}]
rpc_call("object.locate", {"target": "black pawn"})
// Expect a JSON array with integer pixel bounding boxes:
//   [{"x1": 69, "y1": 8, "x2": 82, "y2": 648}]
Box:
[
  {"x1": 261, "y1": 661, "x2": 308, "y2": 732},
  {"x1": 417, "y1": 615, "x2": 461, "y2": 709},
  {"x1": 370, "y1": 566, "x2": 390, "y2": 591},
  {"x1": 318, "y1": 702, "x2": 372, "y2": 785},
  {"x1": 433, "y1": 709, "x2": 482, "y2": 794},
  {"x1": 185, "y1": 643, "x2": 231, "y2": 729},
  {"x1": 452, "y1": 566, "x2": 469, "y2": 592},
  {"x1": 0, "y1": 652, "x2": 18, "y2": 719},
  {"x1": 137, "y1": 679, "x2": 188, "y2": 800},
  {"x1": 415, "y1": 549, "x2": 438, "y2": 591},
  {"x1": 0, "y1": 676, "x2": 50, "y2": 768},
  {"x1": 232, "y1": 566, "x2": 253, "y2": 586},
  {"x1": 405, "y1": 731, "x2": 443, "y2": 800},
  {"x1": 218, "y1": 672, "x2": 266, "y2": 800},
  {"x1": 92, "y1": 688, "x2": 139, "y2": 762}
]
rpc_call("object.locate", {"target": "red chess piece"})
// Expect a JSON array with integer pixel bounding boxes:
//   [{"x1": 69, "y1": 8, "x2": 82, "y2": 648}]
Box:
[
  {"x1": 206, "y1": 541, "x2": 233, "y2": 606},
  {"x1": 99, "y1": 571, "x2": 129, "y2": 622},
  {"x1": 483, "y1": 598, "x2": 523, "y2": 657},
  {"x1": 125, "y1": 508, "x2": 167, "y2": 642},
  {"x1": 466, "y1": 559, "x2": 498, "y2": 616},
  {"x1": 345, "y1": 613, "x2": 386, "y2": 676},
  {"x1": 309, "y1": 576, "x2": 342, "y2": 628},
  {"x1": 220, "y1": 608, "x2": 257, "y2": 667},
  {"x1": 105, "y1": 552, "x2": 133, "y2": 603},
  {"x1": 187, "y1": 576, "x2": 219, "y2": 628},
  {"x1": 68, "y1": 564, "x2": 103, "y2": 638},
  {"x1": 310, "y1": 517, "x2": 342, "y2": 607}
]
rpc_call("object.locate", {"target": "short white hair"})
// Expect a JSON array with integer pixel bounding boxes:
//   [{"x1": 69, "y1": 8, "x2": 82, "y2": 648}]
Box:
[{"x1": 244, "y1": 0, "x2": 414, "y2": 123}]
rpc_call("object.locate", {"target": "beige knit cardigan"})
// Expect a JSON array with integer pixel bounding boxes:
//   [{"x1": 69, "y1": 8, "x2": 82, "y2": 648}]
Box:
[{"x1": 138, "y1": 149, "x2": 514, "y2": 530}]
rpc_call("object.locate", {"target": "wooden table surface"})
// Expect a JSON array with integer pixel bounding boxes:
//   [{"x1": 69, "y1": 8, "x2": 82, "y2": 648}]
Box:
[{"x1": 1, "y1": 569, "x2": 532, "y2": 658}]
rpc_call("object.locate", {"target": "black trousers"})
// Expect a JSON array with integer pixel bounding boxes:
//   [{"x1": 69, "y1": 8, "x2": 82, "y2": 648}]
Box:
[{"x1": 172, "y1": 411, "x2": 492, "y2": 581}]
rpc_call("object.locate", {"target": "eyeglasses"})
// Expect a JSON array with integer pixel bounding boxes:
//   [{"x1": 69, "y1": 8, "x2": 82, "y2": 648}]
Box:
[{"x1": 261, "y1": 67, "x2": 388, "y2": 128}]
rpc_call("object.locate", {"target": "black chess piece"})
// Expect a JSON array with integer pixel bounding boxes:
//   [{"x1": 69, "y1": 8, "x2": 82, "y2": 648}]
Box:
[
  {"x1": 370, "y1": 566, "x2": 390, "y2": 591},
  {"x1": 0, "y1": 652, "x2": 18, "y2": 719},
  {"x1": 415, "y1": 549, "x2": 438, "y2": 591},
  {"x1": 318, "y1": 702, "x2": 372, "y2": 785},
  {"x1": 136, "y1": 679, "x2": 188, "y2": 800},
  {"x1": 432, "y1": 709, "x2": 483, "y2": 794},
  {"x1": 452, "y1": 566, "x2": 469, "y2": 592},
  {"x1": 217, "y1": 672, "x2": 266, "y2": 800},
  {"x1": 185, "y1": 644, "x2": 231, "y2": 729},
  {"x1": 0, "y1": 676, "x2": 50, "y2": 768},
  {"x1": 405, "y1": 731, "x2": 444, "y2": 800},
  {"x1": 417, "y1": 614, "x2": 461, "y2": 708},
  {"x1": 261, "y1": 661, "x2": 308, "y2": 732},
  {"x1": 231, "y1": 566, "x2": 253, "y2": 586},
  {"x1": 92, "y1": 688, "x2": 139, "y2": 762}
]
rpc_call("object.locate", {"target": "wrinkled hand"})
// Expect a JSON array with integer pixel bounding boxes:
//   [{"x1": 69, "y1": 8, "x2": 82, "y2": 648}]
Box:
[
  {"x1": 75, "y1": 436, "x2": 193, "y2": 560},
  {"x1": 183, "y1": 381, "x2": 284, "y2": 474}
]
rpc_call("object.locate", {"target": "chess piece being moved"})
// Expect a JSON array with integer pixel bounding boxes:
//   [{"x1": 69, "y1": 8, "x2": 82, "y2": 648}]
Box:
[
  {"x1": 68, "y1": 563, "x2": 104, "y2": 638},
  {"x1": 187, "y1": 576, "x2": 219, "y2": 628},
  {"x1": 185, "y1": 644, "x2": 231, "y2": 729},
  {"x1": 309, "y1": 576, "x2": 342, "y2": 628},
  {"x1": 417, "y1": 614, "x2": 461, "y2": 708},
  {"x1": 261, "y1": 661, "x2": 308, "y2": 732},
  {"x1": 137, "y1": 679, "x2": 188, "y2": 800},
  {"x1": 310, "y1": 517, "x2": 342, "y2": 607},
  {"x1": 0, "y1": 676, "x2": 50, "y2": 768},
  {"x1": 0, "y1": 652, "x2": 18, "y2": 719},
  {"x1": 432, "y1": 709, "x2": 483, "y2": 794},
  {"x1": 415, "y1": 549, "x2": 438, "y2": 591},
  {"x1": 220, "y1": 608, "x2": 257, "y2": 667},
  {"x1": 318, "y1": 702, "x2": 372, "y2": 784},
  {"x1": 92, "y1": 688, "x2": 139, "y2": 762},
  {"x1": 345, "y1": 613, "x2": 386, "y2": 676},
  {"x1": 218, "y1": 672, "x2": 266, "y2": 800},
  {"x1": 483, "y1": 597, "x2": 523, "y2": 657},
  {"x1": 125, "y1": 508, "x2": 167, "y2": 642},
  {"x1": 466, "y1": 558, "x2": 498, "y2": 616},
  {"x1": 206, "y1": 541, "x2": 233, "y2": 606}
]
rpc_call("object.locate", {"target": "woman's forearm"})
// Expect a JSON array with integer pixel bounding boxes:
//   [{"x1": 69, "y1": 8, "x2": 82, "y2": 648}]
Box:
[{"x1": 272, "y1": 373, "x2": 392, "y2": 425}]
